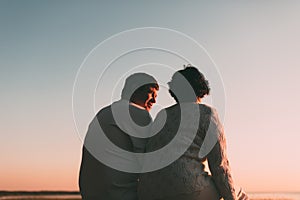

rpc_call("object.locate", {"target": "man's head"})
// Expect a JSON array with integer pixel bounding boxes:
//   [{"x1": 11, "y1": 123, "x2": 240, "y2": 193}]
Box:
[{"x1": 121, "y1": 73, "x2": 159, "y2": 111}]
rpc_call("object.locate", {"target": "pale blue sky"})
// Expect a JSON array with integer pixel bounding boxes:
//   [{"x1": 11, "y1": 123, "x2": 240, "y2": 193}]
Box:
[{"x1": 1, "y1": 1, "x2": 300, "y2": 191}]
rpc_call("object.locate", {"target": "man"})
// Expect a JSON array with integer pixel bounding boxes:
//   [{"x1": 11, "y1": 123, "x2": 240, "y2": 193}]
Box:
[{"x1": 79, "y1": 73, "x2": 159, "y2": 200}]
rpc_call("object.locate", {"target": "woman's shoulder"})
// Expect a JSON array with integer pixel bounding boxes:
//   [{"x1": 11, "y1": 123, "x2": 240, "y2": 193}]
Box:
[
  {"x1": 163, "y1": 103, "x2": 211, "y2": 110},
  {"x1": 199, "y1": 103, "x2": 220, "y2": 116},
  {"x1": 161, "y1": 103, "x2": 218, "y2": 116},
  {"x1": 198, "y1": 103, "x2": 213, "y2": 110}
]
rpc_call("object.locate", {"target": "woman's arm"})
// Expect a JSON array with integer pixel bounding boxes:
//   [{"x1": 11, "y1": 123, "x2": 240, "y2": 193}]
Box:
[{"x1": 207, "y1": 108, "x2": 237, "y2": 200}]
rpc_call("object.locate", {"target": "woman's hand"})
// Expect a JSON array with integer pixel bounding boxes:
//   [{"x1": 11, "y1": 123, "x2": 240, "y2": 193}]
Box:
[{"x1": 237, "y1": 188, "x2": 249, "y2": 200}]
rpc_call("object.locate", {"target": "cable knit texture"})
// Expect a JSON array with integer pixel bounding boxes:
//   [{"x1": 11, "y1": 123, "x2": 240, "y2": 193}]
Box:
[{"x1": 138, "y1": 103, "x2": 237, "y2": 200}]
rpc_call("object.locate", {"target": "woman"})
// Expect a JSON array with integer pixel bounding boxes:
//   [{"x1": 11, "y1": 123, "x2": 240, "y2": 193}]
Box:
[{"x1": 138, "y1": 66, "x2": 239, "y2": 200}]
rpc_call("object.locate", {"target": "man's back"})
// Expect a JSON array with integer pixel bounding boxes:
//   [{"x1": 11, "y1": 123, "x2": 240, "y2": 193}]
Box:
[{"x1": 79, "y1": 102, "x2": 151, "y2": 200}]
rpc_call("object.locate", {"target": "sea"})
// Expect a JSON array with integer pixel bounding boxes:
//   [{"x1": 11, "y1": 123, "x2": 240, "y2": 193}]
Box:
[
  {"x1": 248, "y1": 192, "x2": 300, "y2": 200},
  {"x1": 0, "y1": 193, "x2": 300, "y2": 200}
]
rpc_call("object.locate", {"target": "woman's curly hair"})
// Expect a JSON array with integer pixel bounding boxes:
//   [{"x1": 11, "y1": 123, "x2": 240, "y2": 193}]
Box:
[{"x1": 168, "y1": 65, "x2": 210, "y2": 102}]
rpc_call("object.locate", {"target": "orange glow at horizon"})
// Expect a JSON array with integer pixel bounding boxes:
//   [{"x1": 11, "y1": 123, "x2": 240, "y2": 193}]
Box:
[{"x1": 0, "y1": 166, "x2": 80, "y2": 191}]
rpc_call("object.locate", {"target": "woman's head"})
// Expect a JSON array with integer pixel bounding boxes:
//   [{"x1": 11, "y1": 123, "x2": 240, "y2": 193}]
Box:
[{"x1": 168, "y1": 65, "x2": 210, "y2": 102}]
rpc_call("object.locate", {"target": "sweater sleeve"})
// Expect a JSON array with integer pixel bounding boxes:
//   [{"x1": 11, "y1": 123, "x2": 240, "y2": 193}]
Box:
[{"x1": 207, "y1": 108, "x2": 237, "y2": 200}]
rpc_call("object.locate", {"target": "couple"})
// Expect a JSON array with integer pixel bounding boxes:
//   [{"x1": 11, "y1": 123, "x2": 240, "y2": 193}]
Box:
[{"x1": 79, "y1": 66, "x2": 246, "y2": 200}]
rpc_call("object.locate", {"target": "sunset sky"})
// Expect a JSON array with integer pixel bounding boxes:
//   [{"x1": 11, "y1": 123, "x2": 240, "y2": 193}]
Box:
[{"x1": 1, "y1": 1, "x2": 300, "y2": 192}]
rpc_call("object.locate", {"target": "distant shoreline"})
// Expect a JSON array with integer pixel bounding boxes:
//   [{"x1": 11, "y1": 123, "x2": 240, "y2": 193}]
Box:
[
  {"x1": 1, "y1": 191, "x2": 299, "y2": 200},
  {"x1": 0, "y1": 191, "x2": 80, "y2": 197}
]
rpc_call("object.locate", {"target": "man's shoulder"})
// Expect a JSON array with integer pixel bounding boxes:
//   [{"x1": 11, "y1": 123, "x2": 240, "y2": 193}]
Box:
[
  {"x1": 95, "y1": 104, "x2": 113, "y2": 123},
  {"x1": 97, "y1": 104, "x2": 112, "y2": 115},
  {"x1": 94, "y1": 101, "x2": 150, "y2": 123}
]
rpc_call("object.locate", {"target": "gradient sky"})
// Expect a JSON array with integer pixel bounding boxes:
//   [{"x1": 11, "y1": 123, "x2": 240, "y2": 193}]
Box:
[{"x1": 1, "y1": 1, "x2": 300, "y2": 192}]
